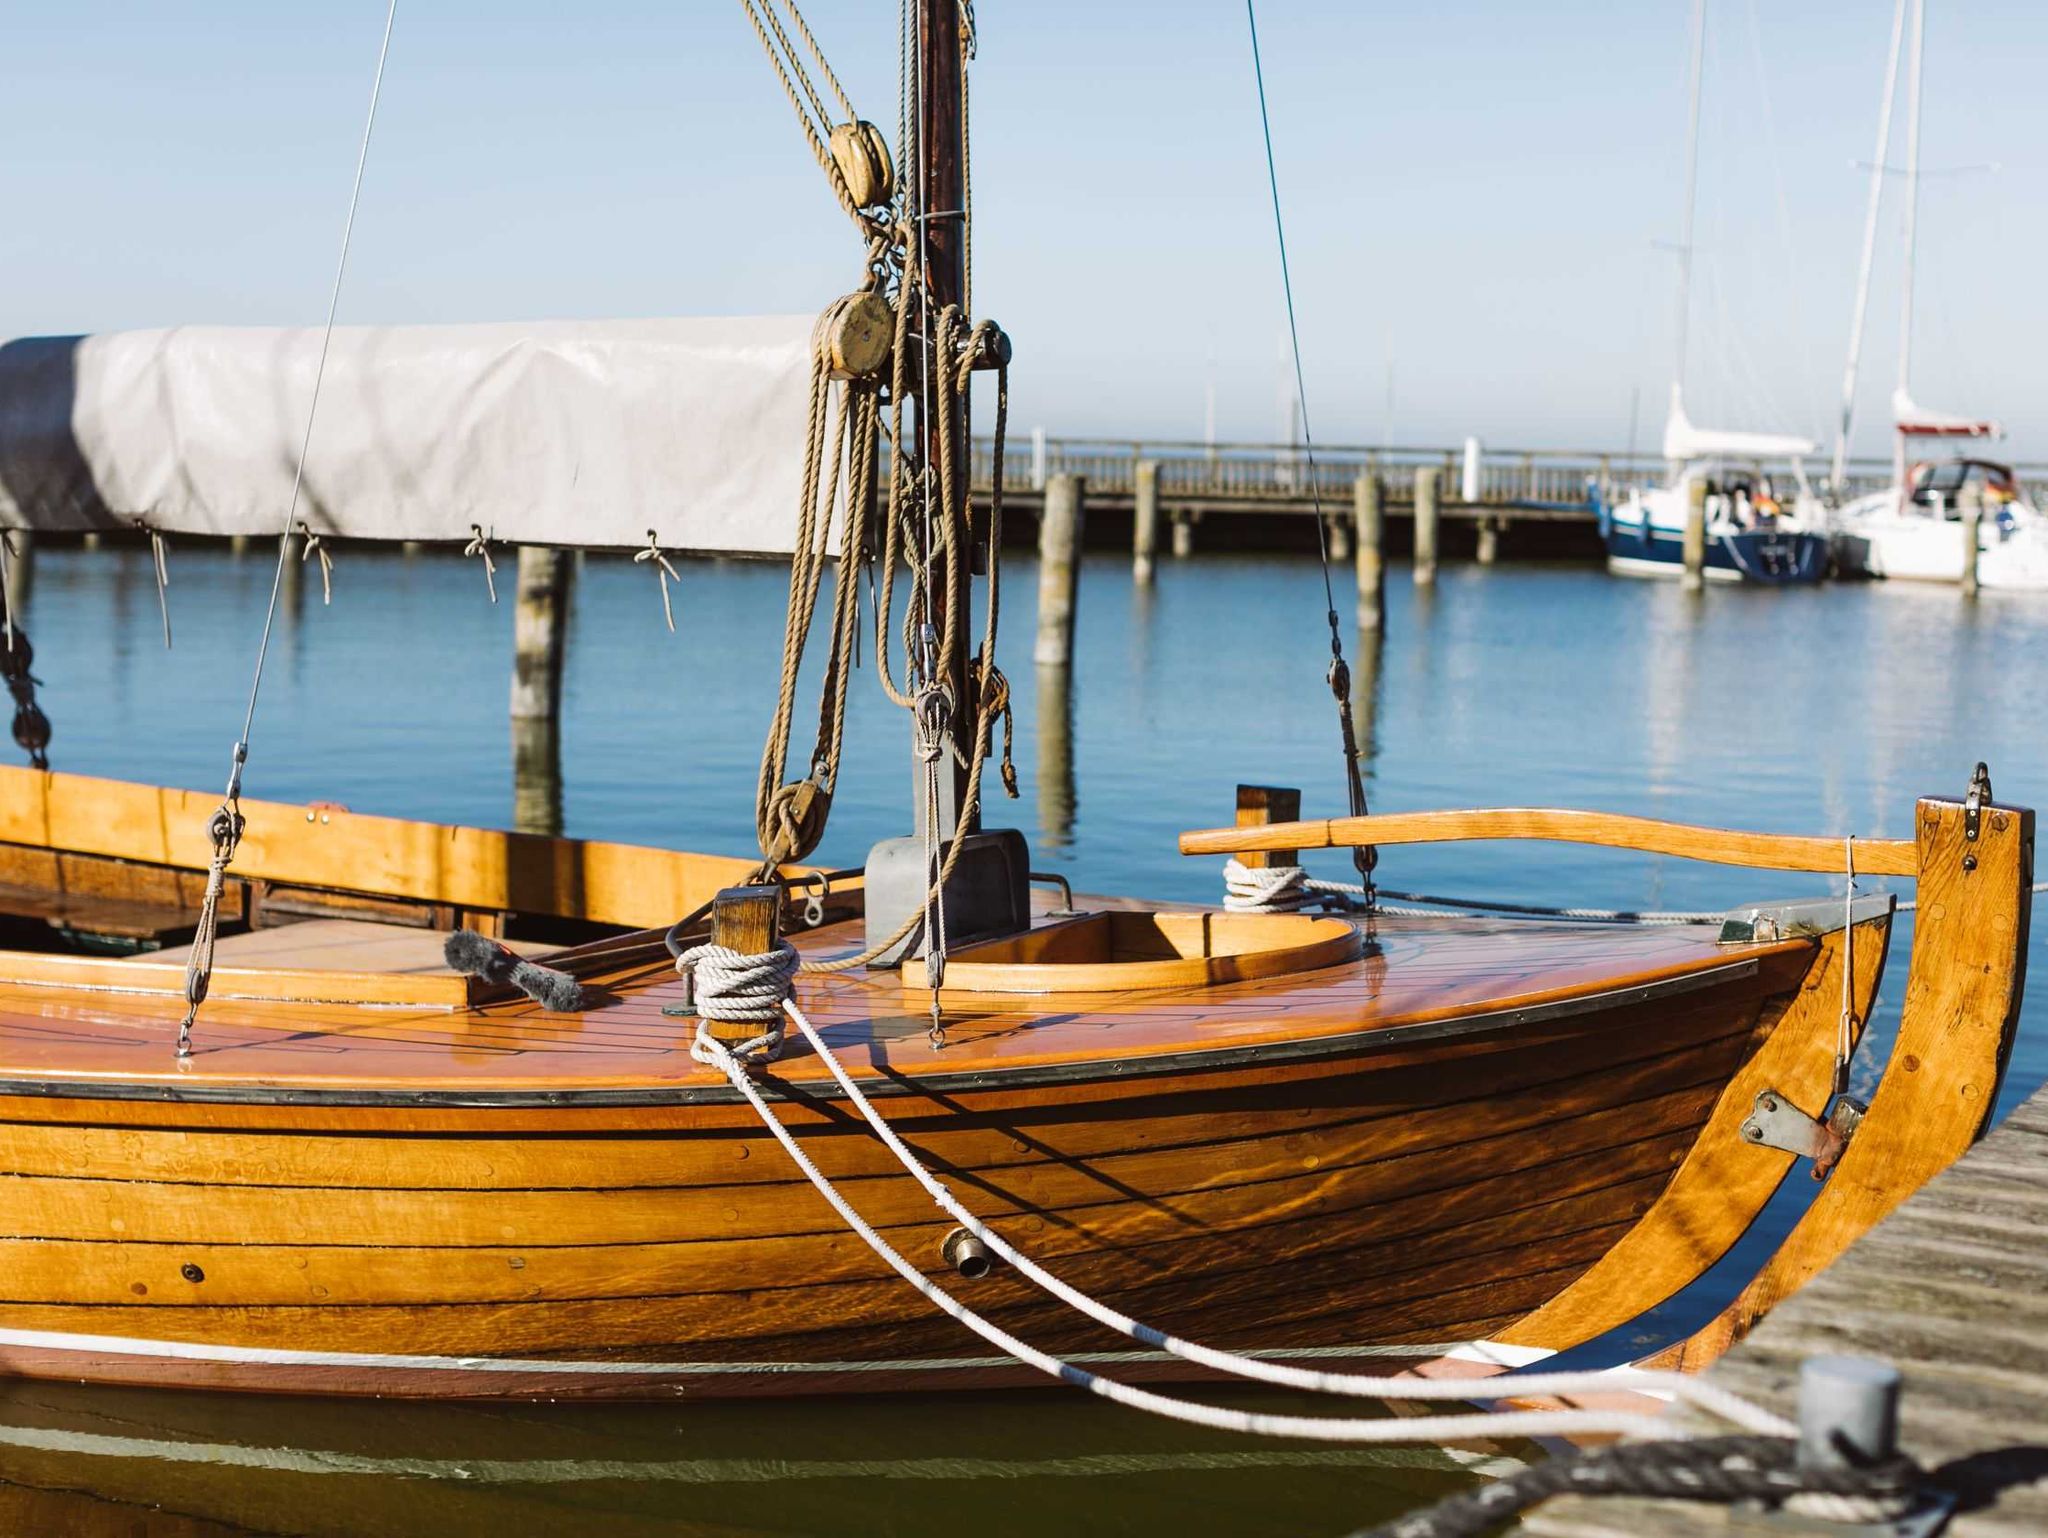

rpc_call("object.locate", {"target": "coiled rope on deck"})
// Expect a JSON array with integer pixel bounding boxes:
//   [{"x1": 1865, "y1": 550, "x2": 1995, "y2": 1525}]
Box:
[{"x1": 677, "y1": 941, "x2": 802, "y2": 1067}]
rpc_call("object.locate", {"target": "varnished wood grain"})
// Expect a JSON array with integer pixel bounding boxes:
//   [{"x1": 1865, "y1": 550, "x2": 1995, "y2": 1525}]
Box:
[
  {"x1": 0, "y1": 765, "x2": 828, "y2": 930},
  {"x1": 901, "y1": 911, "x2": 1364, "y2": 994},
  {"x1": 1500, "y1": 912, "x2": 1893, "y2": 1352},
  {"x1": 0, "y1": 782, "x2": 1942, "y2": 1398},
  {"x1": 1654, "y1": 796, "x2": 2032, "y2": 1370},
  {"x1": 1179, "y1": 807, "x2": 1919, "y2": 876}
]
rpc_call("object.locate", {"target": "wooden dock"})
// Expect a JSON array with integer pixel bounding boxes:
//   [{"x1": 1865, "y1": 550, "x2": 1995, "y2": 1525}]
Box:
[
  {"x1": 1526, "y1": 1078, "x2": 2048, "y2": 1537},
  {"x1": 973, "y1": 434, "x2": 2048, "y2": 558}
]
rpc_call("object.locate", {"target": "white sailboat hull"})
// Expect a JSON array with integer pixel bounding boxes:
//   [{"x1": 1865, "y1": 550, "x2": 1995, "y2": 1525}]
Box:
[{"x1": 1835, "y1": 492, "x2": 2048, "y2": 590}]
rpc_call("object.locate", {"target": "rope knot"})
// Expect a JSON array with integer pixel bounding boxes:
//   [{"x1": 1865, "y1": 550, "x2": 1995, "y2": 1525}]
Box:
[
  {"x1": 634, "y1": 530, "x2": 682, "y2": 632},
  {"x1": 296, "y1": 520, "x2": 334, "y2": 606},
  {"x1": 1223, "y1": 858, "x2": 1313, "y2": 913},
  {"x1": 678, "y1": 940, "x2": 801, "y2": 1067},
  {"x1": 0, "y1": 619, "x2": 48, "y2": 768},
  {"x1": 463, "y1": 525, "x2": 499, "y2": 602}
]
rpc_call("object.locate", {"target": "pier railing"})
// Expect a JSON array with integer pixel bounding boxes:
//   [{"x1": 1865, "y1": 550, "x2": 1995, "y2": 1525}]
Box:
[{"x1": 970, "y1": 435, "x2": 2036, "y2": 514}]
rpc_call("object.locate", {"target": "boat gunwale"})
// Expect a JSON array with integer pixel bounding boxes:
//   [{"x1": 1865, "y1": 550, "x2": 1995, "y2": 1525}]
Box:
[{"x1": 0, "y1": 954, "x2": 1765, "y2": 1110}]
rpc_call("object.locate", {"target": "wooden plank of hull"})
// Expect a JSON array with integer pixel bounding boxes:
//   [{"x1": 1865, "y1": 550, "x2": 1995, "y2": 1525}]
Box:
[
  {"x1": 0, "y1": 961, "x2": 1804, "y2": 1396},
  {"x1": 0, "y1": 765, "x2": 818, "y2": 931},
  {"x1": 1498, "y1": 911, "x2": 1893, "y2": 1353},
  {"x1": 0, "y1": 979, "x2": 1770, "y2": 1178}
]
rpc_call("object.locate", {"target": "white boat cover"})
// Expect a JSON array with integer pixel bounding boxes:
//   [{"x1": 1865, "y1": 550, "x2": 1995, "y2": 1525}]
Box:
[
  {"x1": 1892, "y1": 387, "x2": 2001, "y2": 440},
  {"x1": 0, "y1": 317, "x2": 819, "y2": 553},
  {"x1": 1661, "y1": 387, "x2": 1816, "y2": 463}
]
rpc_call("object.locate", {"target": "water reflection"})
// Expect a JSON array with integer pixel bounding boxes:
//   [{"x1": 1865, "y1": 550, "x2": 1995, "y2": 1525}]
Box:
[
  {"x1": 1351, "y1": 623, "x2": 1384, "y2": 777},
  {"x1": 512, "y1": 715, "x2": 564, "y2": 836},
  {"x1": 1034, "y1": 661, "x2": 1075, "y2": 849},
  {"x1": 0, "y1": 1379, "x2": 1511, "y2": 1538}
]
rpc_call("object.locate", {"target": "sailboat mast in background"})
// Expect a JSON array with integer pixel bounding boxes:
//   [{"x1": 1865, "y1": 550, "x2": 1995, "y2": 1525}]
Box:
[
  {"x1": 1831, "y1": 0, "x2": 1909, "y2": 496},
  {"x1": 1893, "y1": 0, "x2": 1927, "y2": 489},
  {"x1": 1667, "y1": 0, "x2": 1707, "y2": 453}
]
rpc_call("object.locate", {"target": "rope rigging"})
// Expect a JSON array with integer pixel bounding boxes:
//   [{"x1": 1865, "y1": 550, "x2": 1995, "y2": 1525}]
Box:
[
  {"x1": 175, "y1": 0, "x2": 400, "y2": 1058},
  {"x1": 737, "y1": 0, "x2": 1018, "y2": 990},
  {"x1": 1245, "y1": 0, "x2": 1376, "y2": 907}
]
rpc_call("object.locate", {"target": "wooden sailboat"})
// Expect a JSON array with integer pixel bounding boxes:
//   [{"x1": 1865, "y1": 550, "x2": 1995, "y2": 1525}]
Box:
[
  {"x1": 0, "y1": 1, "x2": 2031, "y2": 1405},
  {"x1": 0, "y1": 758, "x2": 2026, "y2": 1399}
]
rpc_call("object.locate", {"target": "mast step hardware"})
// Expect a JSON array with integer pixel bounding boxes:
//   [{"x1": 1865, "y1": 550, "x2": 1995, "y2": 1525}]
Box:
[
  {"x1": 1740, "y1": 1088, "x2": 1864, "y2": 1180},
  {"x1": 862, "y1": 828, "x2": 1030, "y2": 969}
]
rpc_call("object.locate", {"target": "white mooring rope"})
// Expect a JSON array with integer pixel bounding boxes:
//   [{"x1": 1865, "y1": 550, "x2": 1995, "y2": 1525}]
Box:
[
  {"x1": 694, "y1": 1023, "x2": 1678, "y2": 1444},
  {"x1": 773, "y1": 998, "x2": 1793, "y2": 1435},
  {"x1": 679, "y1": 940, "x2": 801, "y2": 1067},
  {"x1": 687, "y1": 965, "x2": 1795, "y2": 1444},
  {"x1": 1222, "y1": 857, "x2": 1314, "y2": 912}
]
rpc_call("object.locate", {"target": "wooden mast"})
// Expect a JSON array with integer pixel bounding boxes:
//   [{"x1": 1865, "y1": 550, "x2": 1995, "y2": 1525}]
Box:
[{"x1": 917, "y1": 0, "x2": 975, "y2": 834}]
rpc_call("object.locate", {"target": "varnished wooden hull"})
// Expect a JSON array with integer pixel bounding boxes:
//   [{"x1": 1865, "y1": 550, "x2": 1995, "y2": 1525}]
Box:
[{"x1": 0, "y1": 925, "x2": 1862, "y2": 1399}]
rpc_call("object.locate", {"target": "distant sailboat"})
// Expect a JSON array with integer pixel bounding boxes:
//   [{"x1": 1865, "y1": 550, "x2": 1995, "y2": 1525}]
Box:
[
  {"x1": 1830, "y1": 0, "x2": 2048, "y2": 590},
  {"x1": 1603, "y1": 0, "x2": 1830, "y2": 586}
]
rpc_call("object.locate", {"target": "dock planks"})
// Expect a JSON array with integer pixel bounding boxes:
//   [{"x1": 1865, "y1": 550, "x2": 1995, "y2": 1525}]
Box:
[{"x1": 1525, "y1": 1079, "x2": 2048, "y2": 1538}]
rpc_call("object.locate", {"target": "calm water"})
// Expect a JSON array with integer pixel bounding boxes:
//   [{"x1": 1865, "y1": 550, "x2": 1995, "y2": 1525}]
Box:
[{"x1": 2, "y1": 541, "x2": 2043, "y2": 1537}]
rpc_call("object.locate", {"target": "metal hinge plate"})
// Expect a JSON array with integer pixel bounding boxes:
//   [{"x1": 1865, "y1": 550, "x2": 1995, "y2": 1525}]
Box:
[{"x1": 1740, "y1": 1089, "x2": 1866, "y2": 1179}]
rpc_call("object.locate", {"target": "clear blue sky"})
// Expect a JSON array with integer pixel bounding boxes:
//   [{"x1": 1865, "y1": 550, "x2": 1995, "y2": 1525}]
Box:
[{"x1": 2, "y1": 2, "x2": 2041, "y2": 455}]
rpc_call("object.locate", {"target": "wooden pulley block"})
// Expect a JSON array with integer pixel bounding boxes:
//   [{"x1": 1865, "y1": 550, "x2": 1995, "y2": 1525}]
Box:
[
  {"x1": 829, "y1": 121, "x2": 895, "y2": 209},
  {"x1": 815, "y1": 292, "x2": 895, "y2": 381}
]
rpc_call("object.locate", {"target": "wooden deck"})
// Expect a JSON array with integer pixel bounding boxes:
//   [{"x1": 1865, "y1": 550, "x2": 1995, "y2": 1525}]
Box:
[{"x1": 1526, "y1": 1078, "x2": 2048, "y2": 1538}]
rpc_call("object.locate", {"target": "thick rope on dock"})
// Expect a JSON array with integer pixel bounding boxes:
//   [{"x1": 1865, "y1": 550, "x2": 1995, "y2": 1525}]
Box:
[
  {"x1": 1343, "y1": 1433, "x2": 1920, "y2": 1538},
  {"x1": 687, "y1": 977, "x2": 1926, "y2": 1520}
]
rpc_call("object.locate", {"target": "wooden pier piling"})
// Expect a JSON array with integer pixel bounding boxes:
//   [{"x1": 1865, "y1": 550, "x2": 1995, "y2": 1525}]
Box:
[
  {"x1": 1, "y1": 531, "x2": 30, "y2": 618},
  {"x1": 1962, "y1": 489, "x2": 1982, "y2": 598},
  {"x1": 1475, "y1": 515, "x2": 1501, "y2": 566},
  {"x1": 1354, "y1": 473, "x2": 1384, "y2": 631},
  {"x1": 1132, "y1": 460, "x2": 1160, "y2": 585},
  {"x1": 1326, "y1": 513, "x2": 1350, "y2": 561},
  {"x1": 1034, "y1": 473, "x2": 1084, "y2": 667},
  {"x1": 1170, "y1": 510, "x2": 1194, "y2": 558},
  {"x1": 1412, "y1": 466, "x2": 1439, "y2": 586},
  {"x1": 1681, "y1": 477, "x2": 1707, "y2": 593},
  {"x1": 511, "y1": 546, "x2": 572, "y2": 723}
]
